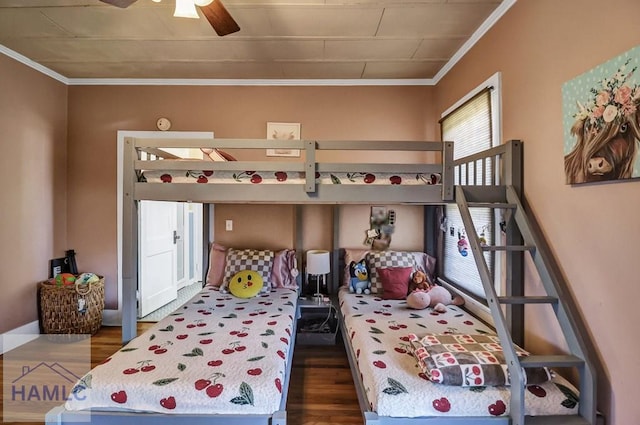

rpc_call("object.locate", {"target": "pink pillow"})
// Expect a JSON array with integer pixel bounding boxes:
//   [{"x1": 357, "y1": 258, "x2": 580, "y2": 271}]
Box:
[
  {"x1": 377, "y1": 267, "x2": 413, "y2": 300},
  {"x1": 272, "y1": 249, "x2": 299, "y2": 289},
  {"x1": 205, "y1": 243, "x2": 227, "y2": 287}
]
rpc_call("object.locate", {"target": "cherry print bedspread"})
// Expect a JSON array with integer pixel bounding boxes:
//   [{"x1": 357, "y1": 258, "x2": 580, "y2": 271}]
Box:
[
  {"x1": 141, "y1": 170, "x2": 441, "y2": 186},
  {"x1": 338, "y1": 288, "x2": 580, "y2": 418},
  {"x1": 66, "y1": 287, "x2": 297, "y2": 415}
]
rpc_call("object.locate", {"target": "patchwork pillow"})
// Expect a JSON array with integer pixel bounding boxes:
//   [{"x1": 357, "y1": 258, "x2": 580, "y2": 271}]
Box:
[
  {"x1": 366, "y1": 251, "x2": 417, "y2": 294},
  {"x1": 408, "y1": 333, "x2": 552, "y2": 387},
  {"x1": 377, "y1": 267, "x2": 412, "y2": 300},
  {"x1": 222, "y1": 249, "x2": 274, "y2": 293}
]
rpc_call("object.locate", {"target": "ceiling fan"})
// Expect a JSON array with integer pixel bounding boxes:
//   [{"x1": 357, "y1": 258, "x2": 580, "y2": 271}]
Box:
[{"x1": 99, "y1": 0, "x2": 240, "y2": 36}]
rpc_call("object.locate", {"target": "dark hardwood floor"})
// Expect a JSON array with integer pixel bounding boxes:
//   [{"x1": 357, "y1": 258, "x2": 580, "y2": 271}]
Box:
[{"x1": 0, "y1": 324, "x2": 363, "y2": 425}]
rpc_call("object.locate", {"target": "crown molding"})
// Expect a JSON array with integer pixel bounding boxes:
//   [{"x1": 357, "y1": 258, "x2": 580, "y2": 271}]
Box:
[
  {"x1": 66, "y1": 77, "x2": 435, "y2": 86},
  {"x1": 0, "y1": 45, "x2": 68, "y2": 84},
  {"x1": 432, "y1": 0, "x2": 517, "y2": 84}
]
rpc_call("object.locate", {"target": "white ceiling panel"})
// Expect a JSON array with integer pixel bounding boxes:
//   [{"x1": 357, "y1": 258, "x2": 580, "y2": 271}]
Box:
[
  {"x1": 282, "y1": 61, "x2": 365, "y2": 79},
  {"x1": 363, "y1": 61, "x2": 446, "y2": 79},
  {"x1": 325, "y1": 39, "x2": 421, "y2": 61},
  {"x1": 0, "y1": 0, "x2": 511, "y2": 81},
  {"x1": 377, "y1": 3, "x2": 500, "y2": 37}
]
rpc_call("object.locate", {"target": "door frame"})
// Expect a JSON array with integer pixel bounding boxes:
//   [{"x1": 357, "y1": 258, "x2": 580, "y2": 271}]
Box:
[{"x1": 114, "y1": 130, "x2": 213, "y2": 326}]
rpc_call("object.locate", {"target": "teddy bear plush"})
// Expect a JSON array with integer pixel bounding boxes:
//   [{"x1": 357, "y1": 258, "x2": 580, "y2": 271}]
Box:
[
  {"x1": 349, "y1": 259, "x2": 371, "y2": 295},
  {"x1": 406, "y1": 270, "x2": 464, "y2": 312},
  {"x1": 408, "y1": 270, "x2": 433, "y2": 292}
]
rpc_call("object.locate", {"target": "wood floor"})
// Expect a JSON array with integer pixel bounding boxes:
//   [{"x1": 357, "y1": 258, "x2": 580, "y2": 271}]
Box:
[{"x1": 0, "y1": 323, "x2": 363, "y2": 425}]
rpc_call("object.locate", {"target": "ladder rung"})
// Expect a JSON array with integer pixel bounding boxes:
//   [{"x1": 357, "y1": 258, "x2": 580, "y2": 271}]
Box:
[
  {"x1": 497, "y1": 296, "x2": 558, "y2": 304},
  {"x1": 467, "y1": 202, "x2": 517, "y2": 209},
  {"x1": 481, "y1": 245, "x2": 536, "y2": 252},
  {"x1": 524, "y1": 415, "x2": 591, "y2": 425},
  {"x1": 520, "y1": 355, "x2": 584, "y2": 368}
]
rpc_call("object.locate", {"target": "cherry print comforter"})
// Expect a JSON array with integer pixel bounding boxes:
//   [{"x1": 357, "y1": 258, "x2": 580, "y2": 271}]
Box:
[
  {"x1": 338, "y1": 288, "x2": 580, "y2": 418},
  {"x1": 65, "y1": 287, "x2": 297, "y2": 415},
  {"x1": 140, "y1": 170, "x2": 442, "y2": 186}
]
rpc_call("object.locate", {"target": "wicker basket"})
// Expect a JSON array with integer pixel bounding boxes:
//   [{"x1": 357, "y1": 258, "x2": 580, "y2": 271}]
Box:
[{"x1": 38, "y1": 277, "x2": 105, "y2": 335}]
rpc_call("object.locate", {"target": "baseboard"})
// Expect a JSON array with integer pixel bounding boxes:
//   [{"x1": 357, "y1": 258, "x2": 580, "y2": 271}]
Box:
[
  {"x1": 1, "y1": 311, "x2": 123, "y2": 355},
  {"x1": 1, "y1": 320, "x2": 40, "y2": 355},
  {"x1": 102, "y1": 309, "x2": 121, "y2": 326}
]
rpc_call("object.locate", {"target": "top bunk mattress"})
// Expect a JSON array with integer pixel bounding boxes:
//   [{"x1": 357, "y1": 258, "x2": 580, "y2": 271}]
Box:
[
  {"x1": 65, "y1": 286, "x2": 298, "y2": 415},
  {"x1": 140, "y1": 169, "x2": 442, "y2": 186},
  {"x1": 338, "y1": 288, "x2": 580, "y2": 418}
]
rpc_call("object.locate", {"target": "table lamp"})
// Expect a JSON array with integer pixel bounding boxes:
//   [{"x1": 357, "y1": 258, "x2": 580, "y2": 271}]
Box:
[{"x1": 306, "y1": 250, "x2": 330, "y2": 303}]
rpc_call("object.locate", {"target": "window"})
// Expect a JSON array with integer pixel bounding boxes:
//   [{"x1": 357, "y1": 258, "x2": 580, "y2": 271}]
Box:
[{"x1": 440, "y1": 73, "x2": 501, "y2": 298}]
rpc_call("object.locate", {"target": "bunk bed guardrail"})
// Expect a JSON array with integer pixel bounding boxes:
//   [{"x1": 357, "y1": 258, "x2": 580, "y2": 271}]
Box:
[{"x1": 126, "y1": 138, "x2": 455, "y2": 204}]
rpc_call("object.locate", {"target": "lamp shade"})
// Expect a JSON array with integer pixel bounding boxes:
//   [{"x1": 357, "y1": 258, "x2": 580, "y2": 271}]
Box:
[{"x1": 306, "y1": 250, "x2": 330, "y2": 275}]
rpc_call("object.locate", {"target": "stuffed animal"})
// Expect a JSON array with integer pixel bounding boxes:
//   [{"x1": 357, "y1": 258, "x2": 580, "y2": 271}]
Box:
[
  {"x1": 349, "y1": 260, "x2": 371, "y2": 295},
  {"x1": 409, "y1": 270, "x2": 433, "y2": 292},
  {"x1": 406, "y1": 281, "x2": 465, "y2": 313}
]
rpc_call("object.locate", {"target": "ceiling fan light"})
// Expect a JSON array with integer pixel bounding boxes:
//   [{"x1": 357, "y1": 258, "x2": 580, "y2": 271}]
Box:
[
  {"x1": 193, "y1": 0, "x2": 213, "y2": 6},
  {"x1": 174, "y1": 0, "x2": 199, "y2": 18}
]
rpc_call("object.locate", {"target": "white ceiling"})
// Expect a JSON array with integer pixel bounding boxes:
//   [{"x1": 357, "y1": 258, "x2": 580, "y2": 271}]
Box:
[{"x1": 0, "y1": 0, "x2": 512, "y2": 84}]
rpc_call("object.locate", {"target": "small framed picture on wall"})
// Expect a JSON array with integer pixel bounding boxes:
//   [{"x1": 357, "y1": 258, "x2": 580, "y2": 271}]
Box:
[{"x1": 266, "y1": 122, "x2": 301, "y2": 157}]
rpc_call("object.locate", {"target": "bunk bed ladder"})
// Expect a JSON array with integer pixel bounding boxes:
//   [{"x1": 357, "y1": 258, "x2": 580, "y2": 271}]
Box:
[{"x1": 455, "y1": 185, "x2": 596, "y2": 425}]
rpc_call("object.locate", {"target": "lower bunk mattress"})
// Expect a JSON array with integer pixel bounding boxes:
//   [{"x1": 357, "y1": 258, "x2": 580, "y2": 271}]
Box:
[
  {"x1": 64, "y1": 286, "x2": 298, "y2": 415},
  {"x1": 338, "y1": 287, "x2": 580, "y2": 418}
]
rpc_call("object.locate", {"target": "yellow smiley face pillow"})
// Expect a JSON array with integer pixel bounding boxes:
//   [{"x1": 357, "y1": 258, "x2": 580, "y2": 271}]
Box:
[{"x1": 228, "y1": 270, "x2": 264, "y2": 299}]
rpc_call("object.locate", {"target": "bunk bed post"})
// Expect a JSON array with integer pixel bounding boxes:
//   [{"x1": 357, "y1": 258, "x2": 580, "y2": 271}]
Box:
[
  {"x1": 441, "y1": 141, "x2": 454, "y2": 201},
  {"x1": 122, "y1": 137, "x2": 139, "y2": 343},
  {"x1": 202, "y1": 204, "x2": 211, "y2": 285},
  {"x1": 503, "y1": 140, "x2": 525, "y2": 346},
  {"x1": 304, "y1": 140, "x2": 317, "y2": 193},
  {"x1": 332, "y1": 205, "x2": 340, "y2": 294},
  {"x1": 295, "y1": 205, "x2": 304, "y2": 288},
  {"x1": 423, "y1": 206, "x2": 437, "y2": 259}
]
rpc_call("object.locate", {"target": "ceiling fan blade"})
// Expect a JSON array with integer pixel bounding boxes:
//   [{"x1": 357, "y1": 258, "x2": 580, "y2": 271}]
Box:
[
  {"x1": 199, "y1": 1, "x2": 240, "y2": 36},
  {"x1": 99, "y1": 0, "x2": 138, "y2": 8}
]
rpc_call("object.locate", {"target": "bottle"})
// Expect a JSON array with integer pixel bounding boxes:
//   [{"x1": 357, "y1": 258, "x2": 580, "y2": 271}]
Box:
[{"x1": 66, "y1": 249, "x2": 78, "y2": 275}]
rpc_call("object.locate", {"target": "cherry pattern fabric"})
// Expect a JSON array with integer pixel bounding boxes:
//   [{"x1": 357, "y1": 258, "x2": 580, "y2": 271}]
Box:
[
  {"x1": 338, "y1": 288, "x2": 580, "y2": 418},
  {"x1": 407, "y1": 333, "x2": 552, "y2": 387},
  {"x1": 66, "y1": 287, "x2": 297, "y2": 415},
  {"x1": 140, "y1": 170, "x2": 442, "y2": 186}
]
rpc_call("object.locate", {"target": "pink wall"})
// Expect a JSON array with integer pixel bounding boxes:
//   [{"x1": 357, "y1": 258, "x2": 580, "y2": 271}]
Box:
[
  {"x1": 3, "y1": 1, "x2": 636, "y2": 421},
  {"x1": 434, "y1": 1, "x2": 640, "y2": 423},
  {"x1": 66, "y1": 85, "x2": 436, "y2": 308},
  {"x1": 0, "y1": 55, "x2": 68, "y2": 333}
]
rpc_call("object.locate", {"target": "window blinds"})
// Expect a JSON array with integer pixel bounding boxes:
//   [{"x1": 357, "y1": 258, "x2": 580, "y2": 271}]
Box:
[{"x1": 441, "y1": 89, "x2": 495, "y2": 298}]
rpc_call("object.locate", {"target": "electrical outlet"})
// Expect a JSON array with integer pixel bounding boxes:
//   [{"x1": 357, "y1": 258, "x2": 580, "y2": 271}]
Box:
[{"x1": 225, "y1": 220, "x2": 233, "y2": 231}]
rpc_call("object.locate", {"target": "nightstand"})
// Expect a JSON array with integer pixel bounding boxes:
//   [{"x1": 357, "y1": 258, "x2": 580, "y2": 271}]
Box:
[{"x1": 296, "y1": 297, "x2": 339, "y2": 345}]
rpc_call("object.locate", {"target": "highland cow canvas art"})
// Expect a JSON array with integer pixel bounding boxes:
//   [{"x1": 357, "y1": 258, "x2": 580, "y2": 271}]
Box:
[{"x1": 562, "y1": 46, "x2": 640, "y2": 185}]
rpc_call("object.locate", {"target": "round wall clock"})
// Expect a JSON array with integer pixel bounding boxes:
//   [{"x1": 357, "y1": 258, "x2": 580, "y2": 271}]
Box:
[{"x1": 156, "y1": 117, "x2": 172, "y2": 131}]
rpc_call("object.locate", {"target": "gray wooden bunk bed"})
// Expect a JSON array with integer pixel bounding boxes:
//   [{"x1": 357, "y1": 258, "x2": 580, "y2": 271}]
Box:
[
  {"x1": 45, "y1": 137, "x2": 598, "y2": 425},
  {"x1": 45, "y1": 137, "x2": 453, "y2": 425}
]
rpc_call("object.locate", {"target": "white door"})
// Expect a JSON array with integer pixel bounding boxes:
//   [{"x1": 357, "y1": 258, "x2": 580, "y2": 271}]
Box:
[
  {"x1": 139, "y1": 200, "x2": 178, "y2": 317},
  {"x1": 175, "y1": 203, "x2": 204, "y2": 290}
]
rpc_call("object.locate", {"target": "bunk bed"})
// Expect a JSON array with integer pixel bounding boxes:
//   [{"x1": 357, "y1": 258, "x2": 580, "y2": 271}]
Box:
[{"x1": 45, "y1": 137, "x2": 597, "y2": 425}]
